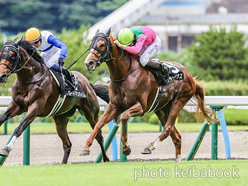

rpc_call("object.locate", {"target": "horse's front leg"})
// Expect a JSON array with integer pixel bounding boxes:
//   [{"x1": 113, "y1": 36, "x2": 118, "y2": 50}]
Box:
[
  {"x1": 0, "y1": 101, "x2": 43, "y2": 157},
  {"x1": 120, "y1": 102, "x2": 144, "y2": 156},
  {"x1": 0, "y1": 102, "x2": 23, "y2": 126},
  {"x1": 80, "y1": 102, "x2": 120, "y2": 156}
]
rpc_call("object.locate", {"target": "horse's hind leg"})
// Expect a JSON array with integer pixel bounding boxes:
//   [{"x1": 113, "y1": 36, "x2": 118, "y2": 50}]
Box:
[
  {"x1": 77, "y1": 99, "x2": 109, "y2": 162},
  {"x1": 142, "y1": 102, "x2": 182, "y2": 163},
  {"x1": 170, "y1": 126, "x2": 181, "y2": 163},
  {"x1": 53, "y1": 116, "x2": 72, "y2": 164}
]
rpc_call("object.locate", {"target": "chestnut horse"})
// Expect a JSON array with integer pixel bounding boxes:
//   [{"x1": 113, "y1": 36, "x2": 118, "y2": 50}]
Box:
[
  {"x1": 81, "y1": 28, "x2": 217, "y2": 163},
  {"x1": 0, "y1": 38, "x2": 109, "y2": 164}
]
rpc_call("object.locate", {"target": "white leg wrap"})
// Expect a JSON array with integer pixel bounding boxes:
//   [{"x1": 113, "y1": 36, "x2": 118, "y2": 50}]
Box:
[
  {"x1": 6, "y1": 136, "x2": 17, "y2": 150},
  {"x1": 176, "y1": 155, "x2": 181, "y2": 163},
  {"x1": 151, "y1": 138, "x2": 161, "y2": 150}
]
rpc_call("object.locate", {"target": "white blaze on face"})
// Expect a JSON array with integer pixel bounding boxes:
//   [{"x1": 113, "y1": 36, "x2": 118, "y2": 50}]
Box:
[{"x1": 84, "y1": 49, "x2": 95, "y2": 68}]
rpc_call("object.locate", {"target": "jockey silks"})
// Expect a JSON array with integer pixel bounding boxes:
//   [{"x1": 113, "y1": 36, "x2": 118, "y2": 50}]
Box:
[{"x1": 37, "y1": 31, "x2": 67, "y2": 68}]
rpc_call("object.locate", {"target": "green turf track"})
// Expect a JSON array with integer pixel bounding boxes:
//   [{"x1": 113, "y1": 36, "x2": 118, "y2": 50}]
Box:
[{"x1": 0, "y1": 160, "x2": 247, "y2": 186}]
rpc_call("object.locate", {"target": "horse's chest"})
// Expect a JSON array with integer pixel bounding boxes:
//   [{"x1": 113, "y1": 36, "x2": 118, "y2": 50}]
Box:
[
  {"x1": 111, "y1": 91, "x2": 136, "y2": 108},
  {"x1": 13, "y1": 90, "x2": 36, "y2": 108},
  {"x1": 13, "y1": 95, "x2": 27, "y2": 108}
]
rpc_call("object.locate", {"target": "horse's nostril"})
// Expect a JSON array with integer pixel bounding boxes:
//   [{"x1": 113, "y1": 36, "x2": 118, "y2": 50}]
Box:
[
  {"x1": 0, "y1": 73, "x2": 8, "y2": 82},
  {"x1": 89, "y1": 61, "x2": 94, "y2": 66},
  {"x1": 2, "y1": 74, "x2": 7, "y2": 79}
]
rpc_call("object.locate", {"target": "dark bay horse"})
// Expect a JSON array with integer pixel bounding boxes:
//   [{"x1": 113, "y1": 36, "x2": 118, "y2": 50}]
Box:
[
  {"x1": 81, "y1": 28, "x2": 217, "y2": 163},
  {"x1": 0, "y1": 38, "x2": 109, "y2": 164}
]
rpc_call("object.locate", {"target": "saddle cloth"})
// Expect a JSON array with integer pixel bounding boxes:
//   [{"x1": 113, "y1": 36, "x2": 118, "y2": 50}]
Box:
[
  {"x1": 148, "y1": 61, "x2": 184, "y2": 86},
  {"x1": 146, "y1": 62, "x2": 184, "y2": 113},
  {"x1": 49, "y1": 69, "x2": 87, "y2": 98}
]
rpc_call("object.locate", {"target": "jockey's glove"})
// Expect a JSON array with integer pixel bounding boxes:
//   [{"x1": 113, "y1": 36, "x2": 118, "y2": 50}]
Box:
[
  {"x1": 114, "y1": 40, "x2": 125, "y2": 49},
  {"x1": 58, "y1": 57, "x2": 64, "y2": 66}
]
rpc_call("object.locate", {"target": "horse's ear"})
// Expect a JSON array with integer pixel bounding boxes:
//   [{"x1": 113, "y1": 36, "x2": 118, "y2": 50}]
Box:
[
  {"x1": 15, "y1": 36, "x2": 24, "y2": 45},
  {"x1": 3, "y1": 34, "x2": 7, "y2": 43},
  {"x1": 95, "y1": 29, "x2": 99, "y2": 35},
  {"x1": 88, "y1": 42, "x2": 92, "y2": 48},
  {"x1": 105, "y1": 28, "x2": 111, "y2": 37}
]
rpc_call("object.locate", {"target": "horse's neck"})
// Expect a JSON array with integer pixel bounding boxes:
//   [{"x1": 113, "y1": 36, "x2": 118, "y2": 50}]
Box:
[
  {"x1": 16, "y1": 57, "x2": 43, "y2": 83},
  {"x1": 107, "y1": 50, "x2": 132, "y2": 81}
]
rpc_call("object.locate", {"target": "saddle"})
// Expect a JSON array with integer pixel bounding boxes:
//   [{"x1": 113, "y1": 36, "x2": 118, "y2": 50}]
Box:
[
  {"x1": 49, "y1": 69, "x2": 87, "y2": 98},
  {"x1": 147, "y1": 62, "x2": 184, "y2": 86},
  {"x1": 146, "y1": 62, "x2": 184, "y2": 112}
]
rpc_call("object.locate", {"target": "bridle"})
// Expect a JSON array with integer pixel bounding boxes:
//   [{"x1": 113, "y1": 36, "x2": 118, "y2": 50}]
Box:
[
  {"x1": 0, "y1": 41, "x2": 45, "y2": 85},
  {"x1": 89, "y1": 30, "x2": 117, "y2": 64},
  {"x1": 89, "y1": 29, "x2": 132, "y2": 82},
  {"x1": 0, "y1": 43, "x2": 22, "y2": 75}
]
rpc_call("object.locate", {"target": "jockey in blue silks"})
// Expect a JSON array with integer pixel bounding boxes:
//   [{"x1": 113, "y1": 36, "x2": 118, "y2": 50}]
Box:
[{"x1": 25, "y1": 27, "x2": 77, "y2": 89}]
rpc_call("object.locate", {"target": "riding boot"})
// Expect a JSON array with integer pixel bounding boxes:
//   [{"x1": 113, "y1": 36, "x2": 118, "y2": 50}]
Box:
[
  {"x1": 146, "y1": 59, "x2": 169, "y2": 78},
  {"x1": 61, "y1": 67, "x2": 78, "y2": 90}
]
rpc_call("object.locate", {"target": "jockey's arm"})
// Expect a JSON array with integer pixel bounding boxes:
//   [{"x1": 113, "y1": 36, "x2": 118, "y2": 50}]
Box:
[
  {"x1": 124, "y1": 35, "x2": 146, "y2": 55},
  {"x1": 47, "y1": 35, "x2": 68, "y2": 59}
]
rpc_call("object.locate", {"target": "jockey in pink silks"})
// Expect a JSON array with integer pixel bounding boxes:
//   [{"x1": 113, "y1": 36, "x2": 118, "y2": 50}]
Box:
[{"x1": 115, "y1": 26, "x2": 168, "y2": 75}]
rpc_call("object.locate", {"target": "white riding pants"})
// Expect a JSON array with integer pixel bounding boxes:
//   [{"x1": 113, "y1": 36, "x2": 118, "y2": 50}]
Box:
[
  {"x1": 40, "y1": 49, "x2": 61, "y2": 68},
  {"x1": 139, "y1": 35, "x2": 162, "y2": 67}
]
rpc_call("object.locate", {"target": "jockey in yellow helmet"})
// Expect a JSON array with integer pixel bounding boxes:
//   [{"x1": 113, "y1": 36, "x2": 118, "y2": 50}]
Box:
[{"x1": 25, "y1": 27, "x2": 77, "y2": 90}]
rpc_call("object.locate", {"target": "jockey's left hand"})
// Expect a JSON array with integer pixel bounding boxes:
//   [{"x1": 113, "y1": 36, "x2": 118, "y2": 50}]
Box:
[
  {"x1": 58, "y1": 57, "x2": 64, "y2": 66},
  {"x1": 114, "y1": 40, "x2": 125, "y2": 49}
]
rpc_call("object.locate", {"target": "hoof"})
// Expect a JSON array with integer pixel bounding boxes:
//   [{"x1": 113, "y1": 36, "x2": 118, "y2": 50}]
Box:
[
  {"x1": 103, "y1": 157, "x2": 110, "y2": 162},
  {"x1": 176, "y1": 155, "x2": 181, "y2": 163},
  {"x1": 122, "y1": 146, "x2": 131, "y2": 156},
  {"x1": 0, "y1": 149, "x2": 9, "y2": 157},
  {"x1": 141, "y1": 147, "x2": 152, "y2": 154},
  {"x1": 79, "y1": 150, "x2": 90, "y2": 156}
]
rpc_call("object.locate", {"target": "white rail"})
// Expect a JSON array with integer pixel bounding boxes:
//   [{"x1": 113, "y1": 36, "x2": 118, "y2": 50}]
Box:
[{"x1": 1, "y1": 96, "x2": 248, "y2": 112}]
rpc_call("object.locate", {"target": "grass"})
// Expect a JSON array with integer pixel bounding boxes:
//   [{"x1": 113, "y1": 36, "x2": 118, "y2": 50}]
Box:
[
  {"x1": 1, "y1": 122, "x2": 248, "y2": 135},
  {"x1": 0, "y1": 160, "x2": 247, "y2": 186}
]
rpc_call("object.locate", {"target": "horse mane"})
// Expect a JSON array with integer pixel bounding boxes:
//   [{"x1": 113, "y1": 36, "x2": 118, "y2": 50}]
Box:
[{"x1": 18, "y1": 40, "x2": 45, "y2": 64}]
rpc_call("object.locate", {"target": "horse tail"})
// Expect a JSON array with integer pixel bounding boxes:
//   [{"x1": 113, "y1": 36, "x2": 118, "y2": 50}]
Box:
[
  {"x1": 194, "y1": 81, "x2": 218, "y2": 123},
  {"x1": 90, "y1": 83, "x2": 109, "y2": 103}
]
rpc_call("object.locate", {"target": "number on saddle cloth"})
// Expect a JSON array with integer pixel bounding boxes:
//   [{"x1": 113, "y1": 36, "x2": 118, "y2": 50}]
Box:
[
  {"x1": 165, "y1": 62, "x2": 184, "y2": 82},
  {"x1": 148, "y1": 62, "x2": 184, "y2": 86}
]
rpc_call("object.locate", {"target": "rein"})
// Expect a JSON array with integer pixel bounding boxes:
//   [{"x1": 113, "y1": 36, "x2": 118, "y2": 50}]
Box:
[
  {"x1": 67, "y1": 48, "x2": 89, "y2": 69},
  {"x1": 16, "y1": 50, "x2": 47, "y2": 85},
  {"x1": 16, "y1": 64, "x2": 46, "y2": 85}
]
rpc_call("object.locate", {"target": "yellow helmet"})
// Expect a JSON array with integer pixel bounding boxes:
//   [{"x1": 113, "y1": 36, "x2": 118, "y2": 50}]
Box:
[
  {"x1": 118, "y1": 28, "x2": 134, "y2": 46},
  {"x1": 25, "y1": 27, "x2": 41, "y2": 43}
]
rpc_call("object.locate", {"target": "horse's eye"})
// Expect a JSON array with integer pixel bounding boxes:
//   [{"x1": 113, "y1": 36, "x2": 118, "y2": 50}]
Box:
[
  {"x1": 100, "y1": 44, "x2": 104, "y2": 48},
  {"x1": 11, "y1": 53, "x2": 16, "y2": 59}
]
